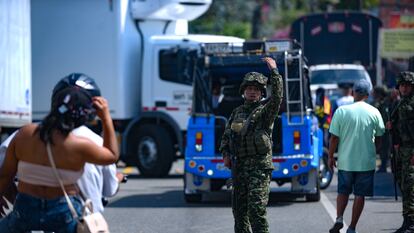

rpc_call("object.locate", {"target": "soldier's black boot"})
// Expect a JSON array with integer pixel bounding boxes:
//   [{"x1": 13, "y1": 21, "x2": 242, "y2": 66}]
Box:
[
  {"x1": 394, "y1": 215, "x2": 409, "y2": 233},
  {"x1": 403, "y1": 219, "x2": 414, "y2": 233}
]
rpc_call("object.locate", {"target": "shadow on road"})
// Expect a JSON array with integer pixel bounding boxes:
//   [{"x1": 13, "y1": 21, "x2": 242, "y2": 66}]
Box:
[
  {"x1": 373, "y1": 172, "x2": 401, "y2": 197},
  {"x1": 126, "y1": 174, "x2": 183, "y2": 179},
  {"x1": 108, "y1": 190, "x2": 304, "y2": 209}
]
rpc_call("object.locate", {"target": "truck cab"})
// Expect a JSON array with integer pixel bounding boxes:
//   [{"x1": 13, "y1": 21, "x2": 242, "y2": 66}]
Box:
[
  {"x1": 184, "y1": 40, "x2": 324, "y2": 202},
  {"x1": 30, "y1": 0, "x2": 244, "y2": 177}
]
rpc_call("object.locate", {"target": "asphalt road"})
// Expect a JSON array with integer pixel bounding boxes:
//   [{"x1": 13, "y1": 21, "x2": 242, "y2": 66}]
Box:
[{"x1": 104, "y1": 161, "x2": 402, "y2": 233}]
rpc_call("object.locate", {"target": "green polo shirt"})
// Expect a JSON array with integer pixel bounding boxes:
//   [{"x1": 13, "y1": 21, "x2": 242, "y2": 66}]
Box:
[{"x1": 329, "y1": 101, "x2": 385, "y2": 171}]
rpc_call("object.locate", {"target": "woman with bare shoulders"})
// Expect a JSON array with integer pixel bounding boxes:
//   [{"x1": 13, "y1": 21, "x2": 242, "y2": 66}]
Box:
[{"x1": 0, "y1": 86, "x2": 118, "y2": 232}]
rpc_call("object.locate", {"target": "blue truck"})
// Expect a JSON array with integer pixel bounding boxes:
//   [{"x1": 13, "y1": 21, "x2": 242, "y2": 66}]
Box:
[{"x1": 183, "y1": 40, "x2": 324, "y2": 203}]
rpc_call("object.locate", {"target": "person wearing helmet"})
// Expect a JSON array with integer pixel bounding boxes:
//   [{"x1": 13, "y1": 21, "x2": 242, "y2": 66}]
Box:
[
  {"x1": 220, "y1": 57, "x2": 283, "y2": 233},
  {"x1": 0, "y1": 73, "x2": 119, "y2": 232},
  {"x1": 0, "y1": 73, "x2": 123, "y2": 215},
  {"x1": 390, "y1": 71, "x2": 414, "y2": 233}
]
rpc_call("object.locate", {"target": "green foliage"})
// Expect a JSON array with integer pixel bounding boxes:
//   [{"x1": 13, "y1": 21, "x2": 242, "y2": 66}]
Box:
[
  {"x1": 222, "y1": 22, "x2": 252, "y2": 39},
  {"x1": 189, "y1": 0, "x2": 255, "y2": 38}
]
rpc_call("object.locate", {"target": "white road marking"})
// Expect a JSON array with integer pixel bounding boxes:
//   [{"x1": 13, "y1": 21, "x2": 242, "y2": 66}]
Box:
[{"x1": 321, "y1": 192, "x2": 348, "y2": 233}]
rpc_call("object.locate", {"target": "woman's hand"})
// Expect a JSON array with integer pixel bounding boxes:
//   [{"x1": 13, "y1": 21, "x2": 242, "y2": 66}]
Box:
[{"x1": 92, "y1": 97, "x2": 111, "y2": 121}]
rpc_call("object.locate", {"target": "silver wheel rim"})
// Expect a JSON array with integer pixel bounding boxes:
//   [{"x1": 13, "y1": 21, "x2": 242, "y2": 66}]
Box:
[{"x1": 138, "y1": 136, "x2": 158, "y2": 169}]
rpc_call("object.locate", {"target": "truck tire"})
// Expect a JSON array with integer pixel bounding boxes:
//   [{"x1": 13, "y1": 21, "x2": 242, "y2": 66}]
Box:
[
  {"x1": 184, "y1": 193, "x2": 202, "y2": 203},
  {"x1": 134, "y1": 125, "x2": 174, "y2": 177},
  {"x1": 183, "y1": 174, "x2": 202, "y2": 203},
  {"x1": 305, "y1": 182, "x2": 321, "y2": 202},
  {"x1": 319, "y1": 147, "x2": 333, "y2": 190}
]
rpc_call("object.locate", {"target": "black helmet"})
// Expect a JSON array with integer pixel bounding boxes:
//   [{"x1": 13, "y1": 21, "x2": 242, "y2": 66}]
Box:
[
  {"x1": 51, "y1": 86, "x2": 95, "y2": 130},
  {"x1": 52, "y1": 73, "x2": 101, "y2": 122},
  {"x1": 52, "y1": 73, "x2": 101, "y2": 99},
  {"x1": 239, "y1": 72, "x2": 268, "y2": 95},
  {"x1": 396, "y1": 71, "x2": 414, "y2": 89}
]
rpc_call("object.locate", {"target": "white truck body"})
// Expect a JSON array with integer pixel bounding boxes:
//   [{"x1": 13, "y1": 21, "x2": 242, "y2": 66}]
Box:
[
  {"x1": 0, "y1": 0, "x2": 31, "y2": 131},
  {"x1": 31, "y1": 0, "x2": 243, "y2": 176}
]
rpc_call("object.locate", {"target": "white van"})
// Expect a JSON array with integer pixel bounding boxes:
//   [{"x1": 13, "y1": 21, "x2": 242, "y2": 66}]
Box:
[{"x1": 309, "y1": 64, "x2": 373, "y2": 104}]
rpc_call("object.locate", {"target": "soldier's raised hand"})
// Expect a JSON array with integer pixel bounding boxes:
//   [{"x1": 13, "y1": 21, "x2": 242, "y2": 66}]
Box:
[
  {"x1": 262, "y1": 57, "x2": 277, "y2": 70},
  {"x1": 224, "y1": 156, "x2": 232, "y2": 169}
]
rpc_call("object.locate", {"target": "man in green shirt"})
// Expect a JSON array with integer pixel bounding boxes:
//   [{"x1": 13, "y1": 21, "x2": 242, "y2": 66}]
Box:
[{"x1": 328, "y1": 80, "x2": 385, "y2": 233}]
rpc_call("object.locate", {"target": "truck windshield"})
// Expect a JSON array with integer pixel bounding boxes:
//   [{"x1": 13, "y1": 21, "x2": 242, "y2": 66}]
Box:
[{"x1": 310, "y1": 69, "x2": 367, "y2": 85}]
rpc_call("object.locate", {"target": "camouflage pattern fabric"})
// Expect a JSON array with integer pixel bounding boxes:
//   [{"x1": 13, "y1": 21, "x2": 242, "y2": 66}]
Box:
[
  {"x1": 233, "y1": 169, "x2": 271, "y2": 233},
  {"x1": 373, "y1": 97, "x2": 392, "y2": 171},
  {"x1": 220, "y1": 69, "x2": 283, "y2": 233},
  {"x1": 391, "y1": 83, "x2": 414, "y2": 224}
]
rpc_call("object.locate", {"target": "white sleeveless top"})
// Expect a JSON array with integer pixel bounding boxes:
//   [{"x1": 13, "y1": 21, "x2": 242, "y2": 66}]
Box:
[{"x1": 17, "y1": 161, "x2": 83, "y2": 187}]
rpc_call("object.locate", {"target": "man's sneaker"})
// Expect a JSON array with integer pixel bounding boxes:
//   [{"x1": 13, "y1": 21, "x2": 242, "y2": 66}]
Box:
[
  {"x1": 346, "y1": 227, "x2": 358, "y2": 233},
  {"x1": 329, "y1": 220, "x2": 344, "y2": 233}
]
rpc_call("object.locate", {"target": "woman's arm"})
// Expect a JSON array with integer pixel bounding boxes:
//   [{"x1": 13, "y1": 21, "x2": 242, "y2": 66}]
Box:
[
  {"x1": 78, "y1": 97, "x2": 119, "y2": 165},
  {"x1": 0, "y1": 136, "x2": 18, "y2": 195}
]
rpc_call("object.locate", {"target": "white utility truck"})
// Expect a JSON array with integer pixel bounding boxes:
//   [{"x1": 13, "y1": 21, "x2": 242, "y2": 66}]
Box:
[
  {"x1": 31, "y1": 0, "x2": 244, "y2": 177},
  {"x1": 0, "y1": 0, "x2": 32, "y2": 142}
]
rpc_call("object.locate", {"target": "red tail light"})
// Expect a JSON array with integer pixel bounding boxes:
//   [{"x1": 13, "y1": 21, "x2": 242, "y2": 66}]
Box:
[
  {"x1": 293, "y1": 131, "x2": 300, "y2": 150},
  {"x1": 195, "y1": 132, "x2": 203, "y2": 152}
]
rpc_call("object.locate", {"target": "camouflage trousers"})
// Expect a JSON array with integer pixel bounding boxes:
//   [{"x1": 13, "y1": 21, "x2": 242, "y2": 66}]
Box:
[
  {"x1": 232, "y1": 169, "x2": 271, "y2": 233},
  {"x1": 395, "y1": 146, "x2": 414, "y2": 220}
]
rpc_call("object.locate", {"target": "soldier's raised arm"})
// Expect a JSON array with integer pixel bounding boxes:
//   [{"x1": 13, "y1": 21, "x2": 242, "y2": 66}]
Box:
[{"x1": 261, "y1": 57, "x2": 283, "y2": 125}]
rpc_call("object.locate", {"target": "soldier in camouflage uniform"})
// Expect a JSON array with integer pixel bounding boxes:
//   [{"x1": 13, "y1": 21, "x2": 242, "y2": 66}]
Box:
[
  {"x1": 372, "y1": 86, "x2": 391, "y2": 173},
  {"x1": 390, "y1": 71, "x2": 414, "y2": 233},
  {"x1": 220, "y1": 57, "x2": 283, "y2": 233}
]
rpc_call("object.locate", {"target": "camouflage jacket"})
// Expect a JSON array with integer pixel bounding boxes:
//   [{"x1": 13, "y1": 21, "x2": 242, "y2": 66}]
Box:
[
  {"x1": 219, "y1": 69, "x2": 283, "y2": 170},
  {"x1": 391, "y1": 94, "x2": 414, "y2": 147}
]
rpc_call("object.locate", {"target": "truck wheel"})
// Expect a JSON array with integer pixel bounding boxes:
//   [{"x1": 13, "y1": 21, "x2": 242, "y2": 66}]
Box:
[
  {"x1": 305, "y1": 182, "x2": 321, "y2": 202},
  {"x1": 319, "y1": 147, "x2": 333, "y2": 190},
  {"x1": 184, "y1": 193, "x2": 202, "y2": 203},
  {"x1": 135, "y1": 125, "x2": 174, "y2": 177},
  {"x1": 211, "y1": 179, "x2": 226, "y2": 191}
]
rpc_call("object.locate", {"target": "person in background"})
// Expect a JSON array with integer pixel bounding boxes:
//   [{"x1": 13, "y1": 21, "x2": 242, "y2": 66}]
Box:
[
  {"x1": 333, "y1": 82, "x2": 354, "y2": 113},
  {"x1": 328, "y1": 80, "x2": 385, "y2": 233},
  {"x1": 372, "y1": 86, "x2": 391, "y2": 173},
  {"x1": 0, "y1": 74, "x2": 119, "y2": 232},
  {"x1": 0, "y1": 132, "x2": 18, "y2": 217},
  {"x1": 212, "y1": 82, "x2": 222, "y2": 109},
  {"x1": 314, "y1": 87, "x2": 332, "y2": 147}
]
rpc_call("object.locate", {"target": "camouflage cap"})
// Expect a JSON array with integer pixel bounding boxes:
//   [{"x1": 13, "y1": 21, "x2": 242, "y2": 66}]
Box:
[
  {"x1": 373, "y1": 86, "x2": 388, "y2": 97},
  {"x1": 239, "y1": 72, "x2": 268, "y2": 95},
  {"x1": 396, "y1": 71, "x2": 414, "y2": 88}
]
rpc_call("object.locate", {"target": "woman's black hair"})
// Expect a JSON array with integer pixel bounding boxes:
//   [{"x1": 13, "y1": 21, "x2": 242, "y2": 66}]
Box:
[{"x1": 36, "y1": 87, "x2": 94, "y2": 144}]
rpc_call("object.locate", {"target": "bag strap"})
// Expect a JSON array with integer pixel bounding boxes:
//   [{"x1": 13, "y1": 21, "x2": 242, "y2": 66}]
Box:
[
  {"x1": 46, "y1": 143, "x2": 79, "y2": 219},
  {"x1": 240, "y1": 105, "x2": 264, "y2": 137}
]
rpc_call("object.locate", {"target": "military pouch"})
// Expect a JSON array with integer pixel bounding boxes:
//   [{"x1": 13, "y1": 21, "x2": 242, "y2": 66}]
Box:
[
  {"x1": 231, "y1": 120, "x2": 245, "y2": 133},
  {"x1": 254, "y1": 131, "x2": 272, "y2": 155},
  {"x1": 398, "y1": 118, "x2": 414, "y2": 144}
]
